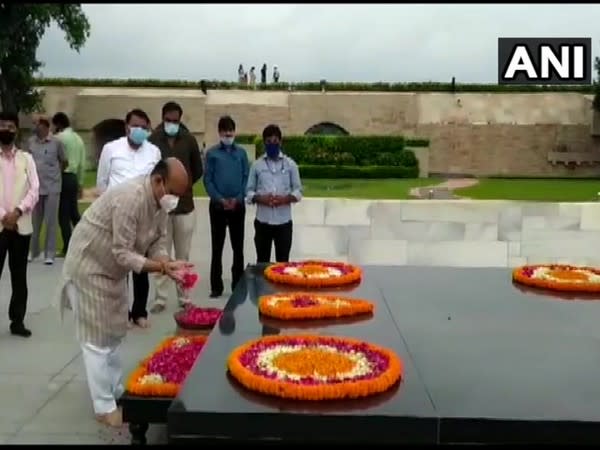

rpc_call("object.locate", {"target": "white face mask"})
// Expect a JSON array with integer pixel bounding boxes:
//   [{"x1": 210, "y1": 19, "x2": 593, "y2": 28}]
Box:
[
  {"x1": 160, "y1": 194, "x2": 179, "y2": 212},
  {"x1": 220, "y1": 136, "x2": 234, "y2": 147},
  {"x1": 160, "y1": 185, "x2": 179, "y2": 212}
]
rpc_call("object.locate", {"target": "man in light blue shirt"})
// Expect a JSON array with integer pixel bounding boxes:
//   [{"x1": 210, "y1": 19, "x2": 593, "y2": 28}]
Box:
[{"x1": 246, "y1": 124, "x2": 302, "y2": 263}]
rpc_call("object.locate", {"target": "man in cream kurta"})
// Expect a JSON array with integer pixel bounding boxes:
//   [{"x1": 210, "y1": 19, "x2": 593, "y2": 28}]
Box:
[{"x1": 57, "y1": 158, "x2": 192, "y2": 427}]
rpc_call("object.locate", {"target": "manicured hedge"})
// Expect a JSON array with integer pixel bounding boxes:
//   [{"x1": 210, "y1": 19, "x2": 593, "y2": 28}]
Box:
[
  {"x1": 35, "y1": 77, "x2": 595, "y2": 93},
  {"x1": 243, "y1": 135, "x2": 421, "y2": 179},
  {"x1": 299, "y1": 165, "x2": 419, "y2": 179},
  {"x1": 241, "y1": 133, "x2": 428, "y2": 149},
  {"x1": 252, "y1": 135, "x2": 421, "y2": 167},
  {"x1": 235, "y1": 134, "x2": 256, "y2": 144}
]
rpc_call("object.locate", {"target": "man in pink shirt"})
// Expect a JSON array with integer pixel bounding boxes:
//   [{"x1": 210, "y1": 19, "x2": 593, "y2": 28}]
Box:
[{"x1": 0, "y1": 112, "x2": 40, "y2": 337}]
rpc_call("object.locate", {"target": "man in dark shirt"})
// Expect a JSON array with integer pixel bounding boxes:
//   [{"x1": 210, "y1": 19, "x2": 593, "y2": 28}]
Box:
[
  {"x1": 203, "y1": 116, "x2": 249, "y2": 298},
  {"x1": 148, "y1": 101, "x2": 203, "y2": 313}
]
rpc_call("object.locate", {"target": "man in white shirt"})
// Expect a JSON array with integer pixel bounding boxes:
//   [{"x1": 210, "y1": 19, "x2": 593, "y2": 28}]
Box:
[{"x1": 96, "y1": 108, "x2": 161, "y2": 328}]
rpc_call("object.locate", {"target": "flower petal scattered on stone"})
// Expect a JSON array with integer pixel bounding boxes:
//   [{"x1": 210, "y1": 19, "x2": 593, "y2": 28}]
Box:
[{"x1": 176, "y1": 306, "x2": 223, "y2": 327}]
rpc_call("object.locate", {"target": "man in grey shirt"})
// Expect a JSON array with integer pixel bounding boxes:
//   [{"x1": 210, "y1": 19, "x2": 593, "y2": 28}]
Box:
[
  {"x1": 25, "y1": 116, "x2": 67, "y2": 265},
  {"x1": 246, "y1": 124, "x2": 302, "y2": 263}
]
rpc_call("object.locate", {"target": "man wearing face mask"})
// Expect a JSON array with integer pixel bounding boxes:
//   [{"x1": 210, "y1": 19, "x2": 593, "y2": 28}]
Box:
[
  {"x1": 0, "y1": 112, "x2": 40, "y2": 338},
  {"x1": 246, "y1": 124, "x2": 302, "y2": 263},
  {"x1": 203, "y1": 116, "x2": 249, "y2": 298},
  {"x1": 96, "y1": 109, "x2": 161, "y2": 328},
  {"x1": 58, "y1": 158, "x2": 193, "y2": 427},
  {"x1": 25, "y1": 115, "x2": 67, "y2": 265},
  {"x1": 147, "y1": 101, "x2": 203, "y2": 314}
]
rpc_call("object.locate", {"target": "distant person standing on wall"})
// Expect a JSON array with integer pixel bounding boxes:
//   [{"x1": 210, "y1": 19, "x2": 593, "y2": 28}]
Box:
[
  {"x1": 26, "y1": 115, "x2": 67, "y2": 265},
  {"x1": 238, "y1": 64, "x2": 244, "y2": 83},
  {"x1": 246, "y1": 124, "x2": 302, "y2": 263},
  {"x1": 148, "y1": 101, "x2": 203, "y2": 313},
  {"x1": 203, "y1": 116, "x2": 249, "y2": 298},
  {"x1": 273, "y1": 65, "x2": 280, "y2": 83},
  {"x1": 249, "y1": 67, "x2": 256, "y2": 88},
  {"x1": 52, "y1": 112, "x2": 86, "y2": 256},
  {"x1": 260, "y1": 63, "x2": 267, "y2": 85}
]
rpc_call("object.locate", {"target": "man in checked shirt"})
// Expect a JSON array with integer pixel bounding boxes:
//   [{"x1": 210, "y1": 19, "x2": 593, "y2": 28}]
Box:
[{"x1": 245, "y1": 124, "x2": 303, "y2": 263}]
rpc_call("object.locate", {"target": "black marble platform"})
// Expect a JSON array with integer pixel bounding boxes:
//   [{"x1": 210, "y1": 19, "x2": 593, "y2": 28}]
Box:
[{"x1": 167, "y1": 265, "x2": 600, "y2": 445}]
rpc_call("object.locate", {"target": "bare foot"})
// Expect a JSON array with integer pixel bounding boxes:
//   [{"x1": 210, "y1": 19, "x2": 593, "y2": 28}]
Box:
[
  {"x1": 95, "y1": 407, "x2": 123, "y2": 428},
  {"x1": 134, "y1": 317, "x2": 150, "y2": 329},
  {"x1": 149, "y1": 301, "x2": 166, "y2": 314}
]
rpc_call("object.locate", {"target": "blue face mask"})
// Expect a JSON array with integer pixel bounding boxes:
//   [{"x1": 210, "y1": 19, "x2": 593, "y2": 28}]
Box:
[
  {"x1": 164, "y1": 122, "x2": 179, "y2": 137},
  {"x1": 221, "y1": 136, "x2": 234, "y2": 147},
  {"x1": 129, "y1": 127, "x2": 150, "y2": 145},
  {"x1": 265, "y1": 143, "x2": 280, "y2": 159}
]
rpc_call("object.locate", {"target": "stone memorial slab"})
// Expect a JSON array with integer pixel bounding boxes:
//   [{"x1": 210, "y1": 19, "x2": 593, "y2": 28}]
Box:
[{"x1": 162, "y1": 264, "x2": 600, "y2": 444}]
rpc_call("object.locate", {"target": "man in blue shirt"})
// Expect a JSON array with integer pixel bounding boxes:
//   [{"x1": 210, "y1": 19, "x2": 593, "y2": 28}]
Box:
[
  {"x1": 203, "y1": 116, "x2": 249, "y2": 298},
  {"x1": 246, "y1": 124, "x2": 302, "y2": 263}
]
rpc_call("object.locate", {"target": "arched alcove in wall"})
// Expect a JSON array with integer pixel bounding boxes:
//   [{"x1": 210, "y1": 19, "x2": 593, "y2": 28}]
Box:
[
  {"x1": 92, "y1": 119, "x2": 126, "y2": 162},
  {"x1": 304, "y1": 122, "x2": 350, "y2": 136}
]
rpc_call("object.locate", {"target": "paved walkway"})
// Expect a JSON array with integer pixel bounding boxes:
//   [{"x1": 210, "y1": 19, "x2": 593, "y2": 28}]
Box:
[
  {"x1": 0, "y1": 260, "x2": 226, "y2": 444},
  {"x1": 409, "y1": 178, "x2": 480, "y2": 199}
]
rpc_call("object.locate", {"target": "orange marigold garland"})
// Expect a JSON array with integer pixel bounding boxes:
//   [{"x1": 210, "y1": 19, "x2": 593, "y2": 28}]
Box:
[
  {"x1": 126, "y1": 335, "x2": 207, "y2": 397},
  {"x1": 258, "y1": 292, "x2": 374, "y2": 320},
  {"x1": 513, "y1": 264, "x2": 600, "y2": 293},
  {"x1": 264, "y1": 260, "x2": 362, "y2": 288},
  {"x1": 227, "y1": 334, "x2": 403, "y2": 401}
]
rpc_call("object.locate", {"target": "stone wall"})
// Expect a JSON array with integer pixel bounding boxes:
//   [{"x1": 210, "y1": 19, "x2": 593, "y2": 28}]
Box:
[
  {"x1": 189, "y1": 198, "x2": 600, "y2": 269},
  {"x1": 32, "y1": 87, "x2": 600, "y2": 177}
]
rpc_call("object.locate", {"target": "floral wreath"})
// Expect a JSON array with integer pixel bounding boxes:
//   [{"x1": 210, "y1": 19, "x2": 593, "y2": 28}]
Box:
[
  {"x1": 264, "y1": 260, "x2": 362, "y2": 288},
  {"x1": 227, "y1": 334, "x2": 402, "y2": 401},
  {"x1": 126, "y1": 335, "x2": 207, "y2": 397},
  {"x1": 258, "y1": 292, "x2": 374, "y2": 320},
  {"x1": 513, "y1": 264, "x2": 600, "y2": 293}
]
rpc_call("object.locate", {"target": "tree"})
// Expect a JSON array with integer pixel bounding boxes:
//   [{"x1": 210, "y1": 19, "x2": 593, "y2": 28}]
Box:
[
  {"x1": 593, "y1": 56, "x2": 600, "y2": 112},
  {"x1": 0, "y1": 4, "x2": 90, "y2": 114}
]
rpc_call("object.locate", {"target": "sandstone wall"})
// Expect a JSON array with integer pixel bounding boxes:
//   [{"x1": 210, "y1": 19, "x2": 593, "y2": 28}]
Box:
[{"x1": 33, "y1": 87, "x2": 600, "y2": 177}]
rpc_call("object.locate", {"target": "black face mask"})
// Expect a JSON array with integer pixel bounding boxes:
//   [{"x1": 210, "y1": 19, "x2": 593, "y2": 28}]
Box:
[{"x1": 0, "y1": 130, "x2": 16, "y2": 146}]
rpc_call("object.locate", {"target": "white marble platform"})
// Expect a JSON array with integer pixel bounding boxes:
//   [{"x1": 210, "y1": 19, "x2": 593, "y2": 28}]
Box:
[{"x1": 187, "y1": 198, "x2": 600, "y2": 268}]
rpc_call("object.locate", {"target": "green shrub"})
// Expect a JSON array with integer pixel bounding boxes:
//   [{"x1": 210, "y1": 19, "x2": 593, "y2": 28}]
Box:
[
  {"x1": 593, "y1": 57, "x2": 600, "y2": 112},
  {"x1": 249, "y1": 135, "x2": 421, "y2": 179},
  {"x1": 235, "y1": 134, "x2": 255, "y2": 144},
  {"x1": 398, "y1": 151, "x2": 418, "y2": 167},
  {"x1": 253, "y1": 135, "x2": 414, "y2": 165},
  {"x1": 299, "y1": 165, "x2": 419, "y2": 179},
  {"x1": 35, "y1": 77, "x2": 595, "y2": 93}
]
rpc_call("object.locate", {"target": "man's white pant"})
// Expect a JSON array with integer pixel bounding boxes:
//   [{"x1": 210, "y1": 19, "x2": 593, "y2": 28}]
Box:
[
  {"x1": 154, "y1": 212, "x2": 196, "y2": 304},
  {"x1": 65, "y1": 282, "x2": 124, "y2": 415}
]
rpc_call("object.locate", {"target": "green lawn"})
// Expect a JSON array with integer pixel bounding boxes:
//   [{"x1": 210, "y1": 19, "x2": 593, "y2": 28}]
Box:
[
  {"x1": 82, "y1": 170, "x2": 437, "y2": 200},
  {"x1": 455, "y1": 178, "x2": 600, "y2": 202}
]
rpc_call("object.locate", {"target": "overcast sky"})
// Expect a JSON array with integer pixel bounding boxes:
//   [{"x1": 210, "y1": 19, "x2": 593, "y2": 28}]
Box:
[{"x1": 36, "y1": 3, "x2": 600, "y2": 83}]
